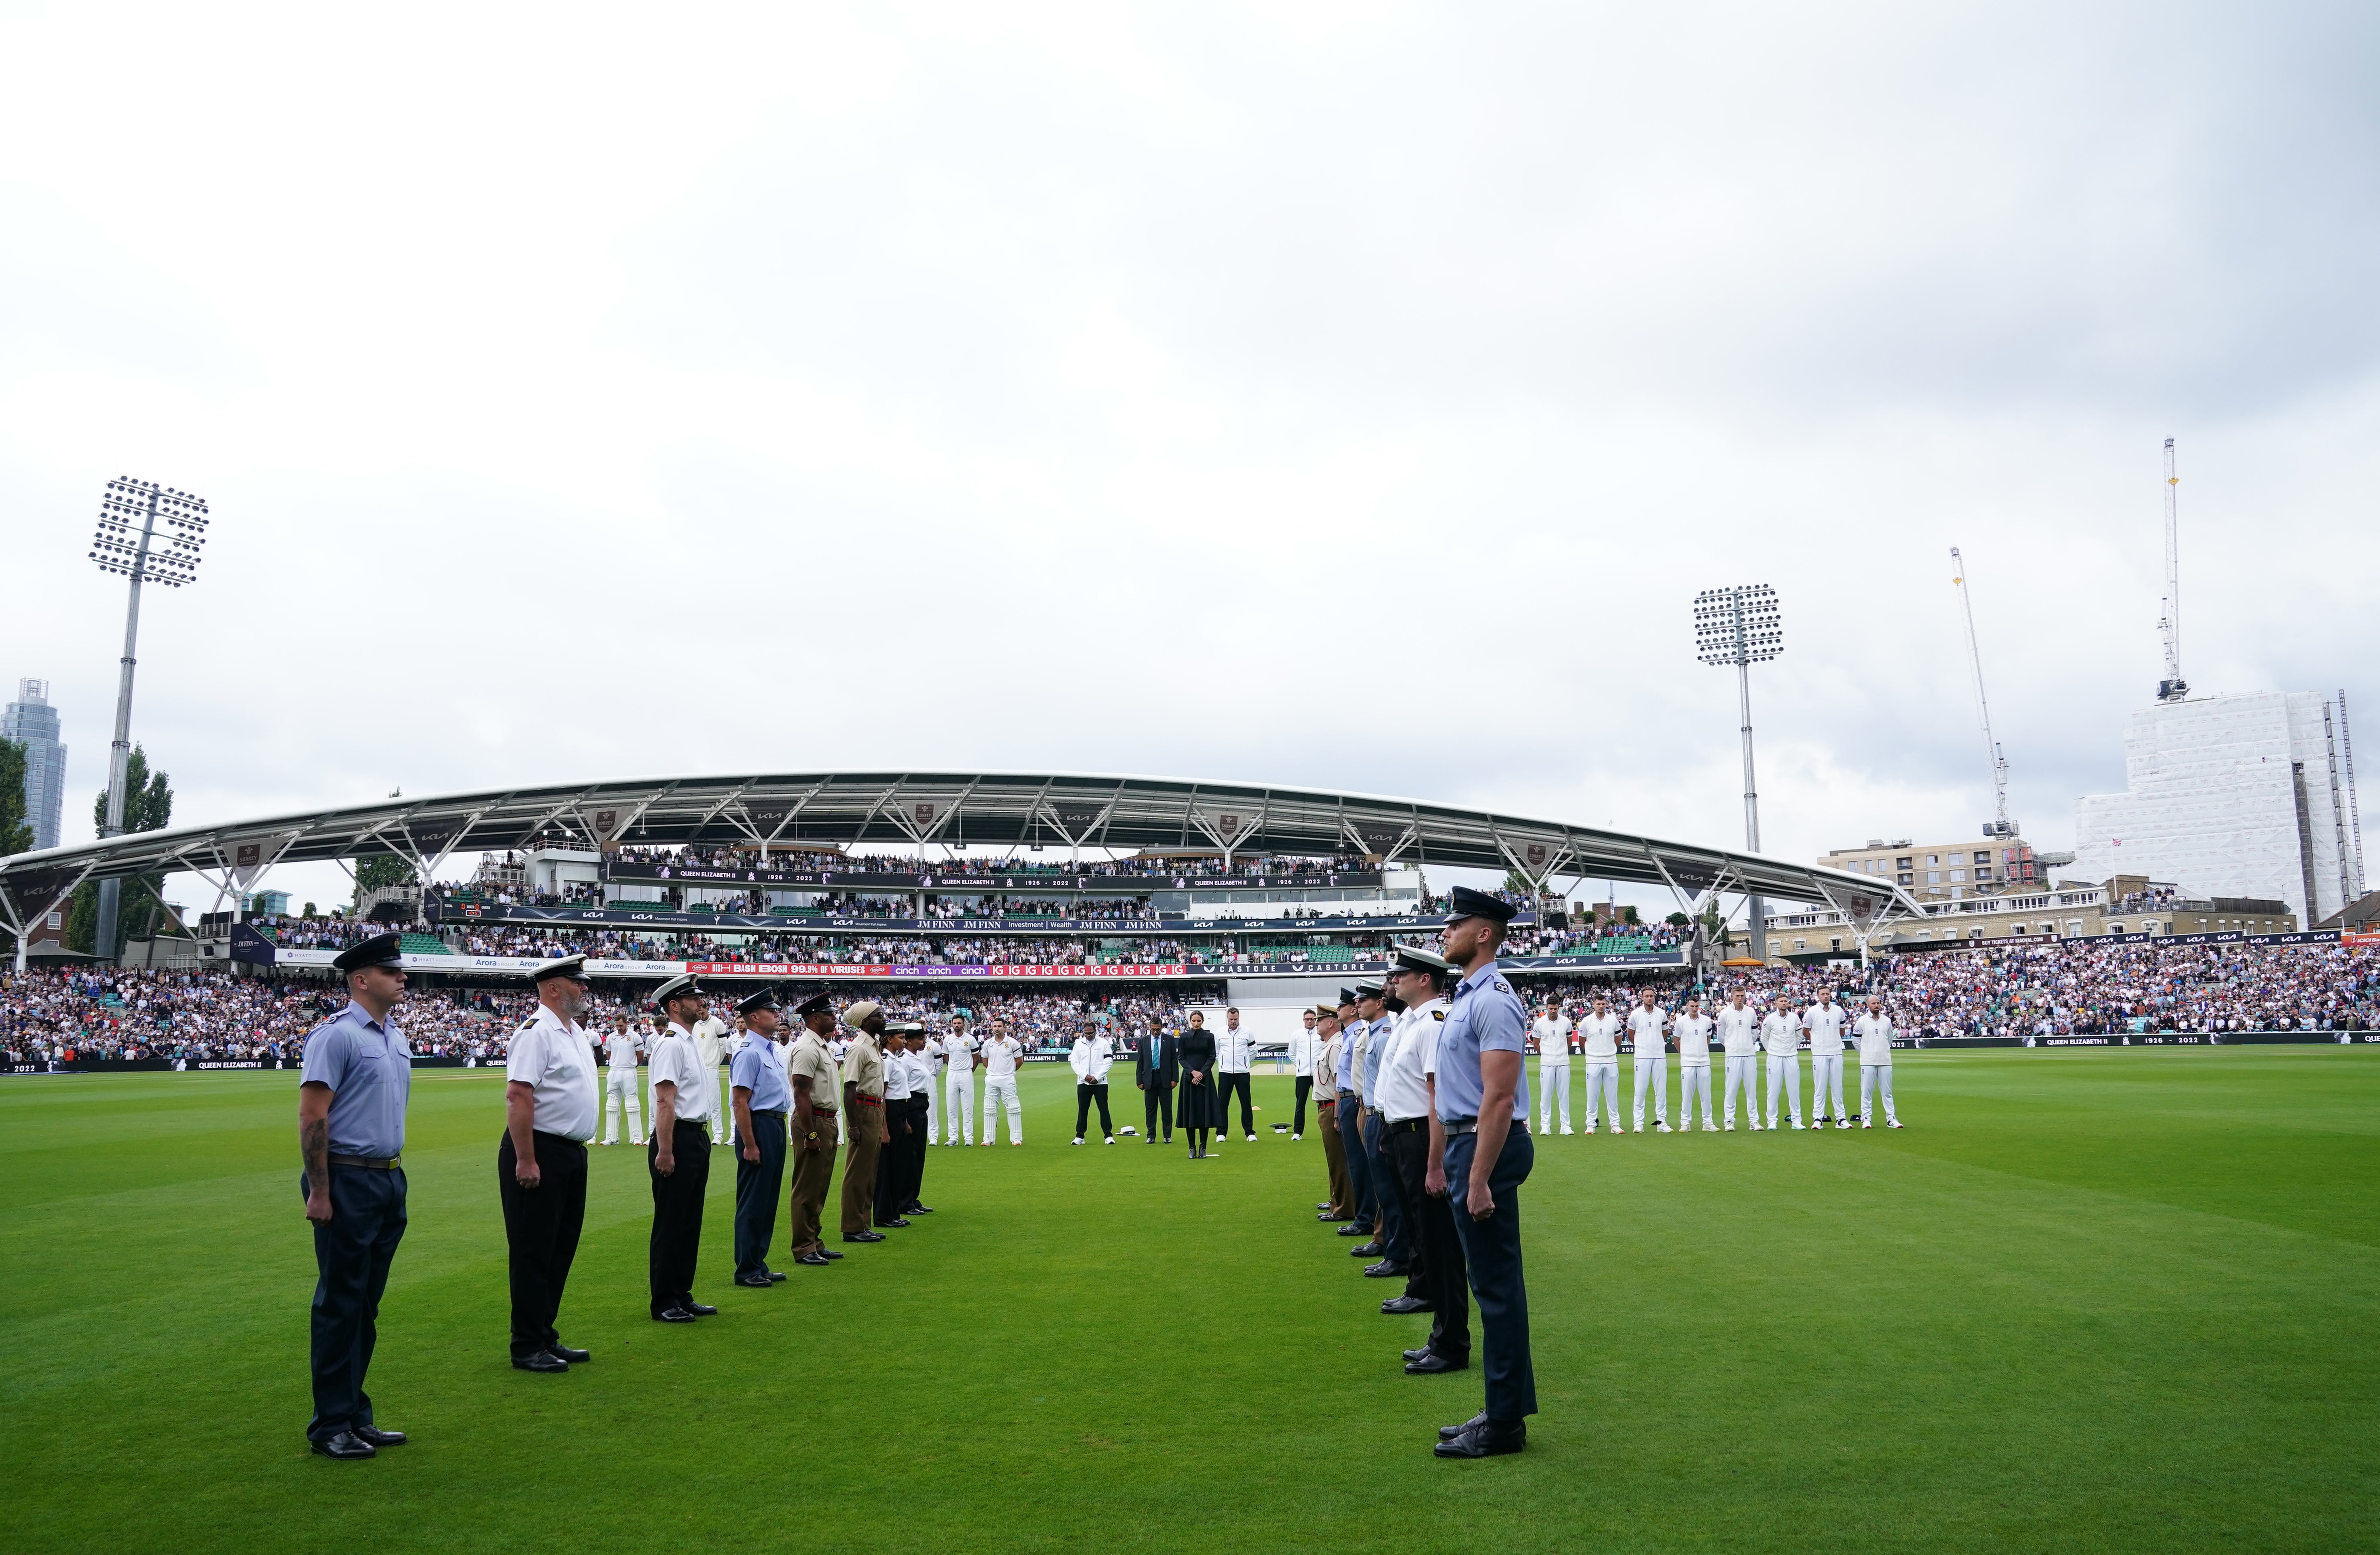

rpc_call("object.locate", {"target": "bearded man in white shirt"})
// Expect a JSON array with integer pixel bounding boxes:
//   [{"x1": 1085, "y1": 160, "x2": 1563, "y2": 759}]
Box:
[
  {"x1": 941, "y1": 1016, "x2": 977, "y2": 1145},
  {"x1": 1715, "y1": 990, "x2": 1760, "y2": 1130},
  {"x1": 1576, "y1": 995, "x2": 1622, "y2": 1135},
  {"x1": 1760, "y1": 995, "x2": 1805, "y2": 1131},
  {"x1": 1805, "y1": 990, "x2": 1852, "y2": 1129},
  {"x1": 980, "y1": 1028, "x2": 1025, "y2": 1146},
  {"x1": 1853, "y1": 994, "x2": 1902, "y2": 1128},
  {"x1": 1531, "y1": 1002, "x2": 1573, "y2": 1136},
  {"x1": 1625, "y1": 989, "x2": 1671, "y2": 1134}
]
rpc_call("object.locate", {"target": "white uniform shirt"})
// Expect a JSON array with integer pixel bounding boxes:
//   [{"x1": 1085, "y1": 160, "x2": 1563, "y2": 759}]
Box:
[
  {"x1": 1805, "y1": 1002, "x2": 1848, "y2": 1057},
  {"x1": 1716, "y1": 1002, "x2": 1760, "y2": 1057},
  {"x1": 1532, "y1": 1014, "x2": 1573, "y2": 1061},
  {"x1": 506, "y1": 1004, "x2": 600, "y2": 1141},
  {"x1": 1370, "y1": 1005, "x2": 1436, "y2": 1121},
  {"x1": 649, "y1": 1022, "x2": 714, "y2": 1123},
  {"x1": 982, "y1": 1036, "x2": 1022, "y2": 1081},
  {"x1": 1217, "y1": 1023, "x2": 1255, "y2": 1073},
  {"x1": 945, "y1": 1031, "x2": 977, "y2": 1076},
  {"x1": 1761, "y1": 1010, "x2": 1802, "y2": 1057},
  {"x1": 1410, "y1": 998, "x2": 1448, "y2": 1077},
  {"x1": 1671, "y1": 1011, "x2": 1715, "y2": 1063},
  {"x1": 603, "y1": 1026, "x2": 640, "y2": 1068},
  {"x1": 882, "y1": 1050, "x2": 914, "y2": 1101},
  {"x1": 692, "y1": 1015, "x2": 729, "y2": 1071},
  {"x1": 1070, "y1": 1033, "x2": 1114, "y2": 1083},
  {"x1": 1855, "y1": 1011, "x2": 1895, "y2": 1063},
  {"x1": 1626, "y1": 1006, "x2": 1668, "y2": 1055},
  {"x1": 921, "y1": 1037, "x2": 947, "y2": 1077},
  {"x1": 1578, "y1": 1011, "x2": 1622, "y2": 1060},
  {"x1": 1288, "y1": 1027, "x2": 1318, "y2": 1077}
]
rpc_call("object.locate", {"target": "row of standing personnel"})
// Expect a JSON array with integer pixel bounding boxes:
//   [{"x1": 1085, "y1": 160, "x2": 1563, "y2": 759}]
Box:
[
  {"x1": 291, "y1": 933, "x2": 954, "y2": 1461},
  {"x1": 1305, "y1": 886, "x2": 1542, "y2": 1459}
]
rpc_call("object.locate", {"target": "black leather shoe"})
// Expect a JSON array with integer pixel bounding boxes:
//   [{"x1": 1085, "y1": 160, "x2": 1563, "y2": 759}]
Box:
[
  {"x1": 821, "y1": 1248, "x2": 845, "y2": 1258},
  {"x1": 734, "y1": 1274, "x2": 775, "y2": 1288},
  {"x1": 310, "y1": 1430, "x2": 376, "y2": 1459},
  {"x1": 1434, "y1": 1419, "x2": 1524, "y2": 1457},
  {"x1": 547, "y1": 1345, "x2": 590, "y2": 1364},
  {"x1": 684, "y1": 1301, "x2": 718, "y2": 1317},
  {"x1": 1406, "y1": 1347, "x2": 1435, "y2": 1364},
  {"x1": 1316, "y1": 1201, "x2": 1332, "y2": 1210},
  {"x1": 843, "y1": 1232, "x2": 885, "y2": 1243},
  {"x1": 907, "y1": 1204, "x2": 934, "y2": 1214},
  {"x1": 795, "y1": 1251, "x2": 832, "y2": 1266},
  {"x1": 1318, "y1": 1212, "x2": 1351, "y2": 1222},
  {"x1": 1363, "y1": 1260, "x2": 1409, "y2": 1278},
  {"x1": 1337, "y1": 1224, "x2": 1370, "y2": 1237},
  {"x1": 766, "y1": 1270, "x2": 788, "y2": 1282},
  {"x1": 653, "y1": 1306, "x2": 697, "y2": 1323},
  {"x1": 1380, "y1": 1295, "x2": 1433, "y2": 1314},
  {"x1": 876, "y1": 1217, "x2": 911, "y2": 1229},
  {"x1": 1351, "y1": 1243, "x2": 1383, "y2": 1257},
  {"x1": 1438, "y1": 1410, "x2": 1489, "y2": 1440},
  {"x1": 1405, "y1": 1351, "x2": 1468, "y2": 1374},
  {"x1": 512, "y1": 1350, "x2": 569, "y2": 1372},
  {"x1": 351, "y1": 1425, "x2": 406, "y2": 1447}
]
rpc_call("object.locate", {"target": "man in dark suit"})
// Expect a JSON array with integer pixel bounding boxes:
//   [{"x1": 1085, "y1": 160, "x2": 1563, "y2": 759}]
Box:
[{"x1": 1134, "y1": 1022, "x2": 1178, "y2": 1144}]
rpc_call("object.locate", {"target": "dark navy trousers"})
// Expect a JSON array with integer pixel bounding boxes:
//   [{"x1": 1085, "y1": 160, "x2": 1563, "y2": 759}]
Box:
[
  {"x1": 1444, "y1": 1126, "x2": 1538, "y2": 1423},
  {"x1": 303, "y1": 1164, "x2": 407, "y2": 1442},
  {"x1": 733, "y1": 1111, "x2": 788, "y2": 1278},
  {"x1": 1365, "y1": 1110, "x2": 1408, "y2": 1262},
  {"x1": 1339, "y1": 1095, "x2": 1375, "y2": 1230}
]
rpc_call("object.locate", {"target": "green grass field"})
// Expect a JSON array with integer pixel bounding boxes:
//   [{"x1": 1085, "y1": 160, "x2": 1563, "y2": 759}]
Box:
[{"x1": 2, "y1": 1049, "x2": 2376, "y2": 1553}]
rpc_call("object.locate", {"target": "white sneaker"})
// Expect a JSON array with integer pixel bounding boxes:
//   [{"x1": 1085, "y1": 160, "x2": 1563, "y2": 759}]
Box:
[
  {"x1": 1292, "y1": 1133, "x2": 1302, "y2": 1141},
  {"x1": 1861, "y1": 1119, "x2": 1872, "y2": 1129},
  {"x1": 1792, "y1": 1122, "x2": 1806, "y2": 1130},
  {"x1": 1072, "y1": 1137, "x2": 1084, "y2": 1145},
  {"x1": 1105, "y1": 1136, "x2": 1115, "y2": 1144},
  {"x1": 1724, "y1": 1121, "x2": 1735, "y2": 1132},
  {"x1": 1838, "y1": 1118, "x2": 1853, "y2": 1130},
  {"x1": 1560, "y1": 1127, "x2": 1574, "y2": 1136},
  {"x1": 1656, "y1": 1122, "x2": 1672, "y2": 1133},
  {"x1": 1704, "y1": 1122, "x2": 1718, "y2": 1132},
  {"x1": 1585, "y1": 1125, "x2": 1597, "y2": 1134},
  {"x1": 1247, "y1": 1134, "x2": 1257, "y2": 1143},
  {"x1": 1887, "y1": 1118, "x2": 1904, "y2": 1128}
]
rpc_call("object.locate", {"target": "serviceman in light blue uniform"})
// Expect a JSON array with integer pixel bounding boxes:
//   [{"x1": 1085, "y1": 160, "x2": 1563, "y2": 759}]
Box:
[
  {"x1": 1333, "y1": 988, "x2": 1375, "y2": 1241},
  {"x1": 1356, "y1": 980, "x2": 1409, "y2": 1279},
  {"x1": 1430, "y1": 886, "x2": 1536, "y2": 1459}
]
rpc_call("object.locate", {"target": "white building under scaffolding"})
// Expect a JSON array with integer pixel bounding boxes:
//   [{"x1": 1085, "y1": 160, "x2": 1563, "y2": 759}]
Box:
[{"x1": 2072, "y1": 691, "x2": 2354, "y2": 929}]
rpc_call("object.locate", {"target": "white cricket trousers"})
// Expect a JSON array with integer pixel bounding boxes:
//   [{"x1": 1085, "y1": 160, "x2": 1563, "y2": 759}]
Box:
[
  {"x1": 1631, "y1": 1053, "x2": 1669, "y2": 1130},
  {"x1": 1723, "y1": 1055, "x2": 1758, "y2": 1126},
  {"x1": 717, "y1": 1067, "x2": 734, "y2": 1144},
  {"x1": 1678, "y1": 1061, "x2": 1713, "y2": 1128},
  {"x1": 1538, "y1": 1061, "x2": 1571, "y2": 1132},
  {"x1": 923, "y1": 1077, "x2": 939, "y2": 1144},
  {"x1": 1581, "y1": 1061, "x2": 1620, "y2": 1129},
  {"x1": 1810, "y1": 1053, "x2": 1846, "y2": 1121},
  {"x1": 1860, "y1": 1061, "x2": 1897, "y2": 1124},
  {"x1": 984, "y1": 1075, "x2": 1023, "y2": 1144},
  {"x1": 603, "y1": 1065, "x2": 645, "y2": 1144},
  {"x1": 944, "y1": 1071, "x2": 975, "y2": 1144},
  {"x1": 1764, "y1": 1051, "x2": 1803, "y2": 1128}
]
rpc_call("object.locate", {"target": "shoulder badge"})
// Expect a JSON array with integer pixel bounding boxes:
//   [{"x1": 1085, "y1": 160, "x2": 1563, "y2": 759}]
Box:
[
  {"x1": 1432, "y1": 1009, "x2": 1447, "y2": 1021},
  {"x1": 1492, "y1": 977, "x2": 1514, "y2": 996}
]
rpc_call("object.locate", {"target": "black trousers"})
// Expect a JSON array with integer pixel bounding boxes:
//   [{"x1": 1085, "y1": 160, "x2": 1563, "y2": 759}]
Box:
[
  {"x1": 1445, "y1": 1127, "x2": 1537, "y2": 1421},
  {"x1": 1365, "y1": 1110, "x2": 1409, "y2": 1262},
  {"x1": 1293, "y1": 1075, "x2": 1312, "y2": 1134},
  {"x1": 903, "y1": 1096, "x2": 929, "y2": 1207},
  {"x1": 1143, "y1": 1081, "x2": 1173, "y2": 1140},
  {"x1": 1075, "y1": 1081, "x2": 1114, "y2": 1138},
  {"x1": 1339, "y1": 1093, "x2": 1375, "y2": 1230},
  {"x1": 875, "y1": 1102, "x2": 912, "y2": 1224},
  {"x1": 302, "y1": 1164, "x2": 407, "y2": 1441},
  {"x1": 1219, "y1": 1071, "x2": 1253, "y2": 1134},
  {"x1": 733, "y1": 1111, "x2": 787, "y2": 1278},
  {"x1": 1390, "y1": 1124, "x2": 1470, "y2": 1358},
  {"x1": 648, "y1": 1121, "x2": 711, "y2": 1315},
  {"x1": 497, "y1": 1131, "x2": 588, "y2": 1359}
]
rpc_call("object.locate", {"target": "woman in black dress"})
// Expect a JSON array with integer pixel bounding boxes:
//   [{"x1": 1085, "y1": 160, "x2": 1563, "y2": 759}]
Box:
[{"x1": 1175, "y1": 1011, "x2": 1221, "y2": 1158}]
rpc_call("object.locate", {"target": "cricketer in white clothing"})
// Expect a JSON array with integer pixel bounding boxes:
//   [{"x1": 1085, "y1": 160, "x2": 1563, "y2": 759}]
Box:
[
  {"x1": 1804, "y1": 994, "x2": 1851, "y2": 1128},
  {"x1": 1532, "y1": 1004, "x2": 1574, "y2": 1134},
  {"x1": 1854, "y1": 997, "x2": 1902, "y2": 1128},
  {"x1": 942, "y1": 1019, "x2": 978, "y2": 1144},
  {"x1": 692, "y1": 1012, "x2": 732, "y2": 1145},
  {"x1": 1715, "y1": 992, "x2": 1760, "y2": 1130},
  {"x1": 1760, "y1": 999, "x2": 1804, "y2": 1130},
  {"x1": 980, "y1": 1033, "x2": 1024, "y2": 1146},
  {"x1": 1626, "y1": 992, "x2": 1671, "y2": 1132},
  {"x1": 601, "y1": 1021, "x2": 644, "y2": 1145},
  {"x1": 1672, "y1": 998, "x2": 1717, "y2": 1131},
  {"x1": 1576, "y1": 999, "x2": 1622, "y2": 1133}
]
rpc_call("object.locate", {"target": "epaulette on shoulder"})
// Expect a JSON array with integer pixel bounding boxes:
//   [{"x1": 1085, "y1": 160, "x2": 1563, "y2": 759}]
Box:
[
  {"x1": 1432, "y1": 1009, "x2": 1447, "y2": 1021},
  {"x1": 1491, "y1": 977, "x2": 1514, "y2": 996}
]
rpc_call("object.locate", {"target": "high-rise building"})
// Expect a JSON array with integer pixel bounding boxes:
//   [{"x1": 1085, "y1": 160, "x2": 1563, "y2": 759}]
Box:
[
  {"x1": 2073, "y1": 691, "x2": 2354, "y2": 929},
  {"x1": 2, "y1": 678, "x2": 68, "y2": 853}
]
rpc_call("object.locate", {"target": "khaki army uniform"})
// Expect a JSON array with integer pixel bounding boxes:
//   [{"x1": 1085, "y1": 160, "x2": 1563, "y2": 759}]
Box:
[
  {"x1": 785, "y1": 1031, "x2": 842, "y2": 1256},
  {"x1": 838, "y1": 1033, "x2": 887, "y2": 1238}
]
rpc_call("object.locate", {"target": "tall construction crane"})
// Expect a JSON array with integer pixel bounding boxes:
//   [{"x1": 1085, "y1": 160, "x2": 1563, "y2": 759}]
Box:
[
  {"x1": 1950, "y1": 547, "x2": 2018, "y2": 839},
  {"x1": 2157, "y1": 437, "x2": 2189, "y2": 701}
]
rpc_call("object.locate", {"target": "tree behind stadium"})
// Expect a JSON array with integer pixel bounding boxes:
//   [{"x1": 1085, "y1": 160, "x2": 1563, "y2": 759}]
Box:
[{"x1": 67, "y1": 746, "x2": 173, "y2": 958}]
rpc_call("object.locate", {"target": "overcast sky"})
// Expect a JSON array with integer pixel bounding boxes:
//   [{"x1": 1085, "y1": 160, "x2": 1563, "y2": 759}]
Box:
[{"x1": 3, "y1": 2, "x2": 2375, "y2": 913}]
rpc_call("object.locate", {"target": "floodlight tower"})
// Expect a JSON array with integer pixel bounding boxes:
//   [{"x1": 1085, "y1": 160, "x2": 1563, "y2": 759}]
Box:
[
  {"x1": 87, "y1": 478, "x2": 210, "y2": 960},
  {"x1": 2156, "y1": 437, "x2": 2188, "y2": 702},
  {"x1": 1693, "y1": 584, "x2": 1782, "y2": 958}
]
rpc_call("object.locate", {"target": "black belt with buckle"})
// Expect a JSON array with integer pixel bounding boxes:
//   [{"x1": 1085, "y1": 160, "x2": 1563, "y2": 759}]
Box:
[
  {"x1": 1388, "y1": 1117, "x2": 1428, "y2": 1134},
  {"x1": 329, "y1": 1153, "x2": 400, "y2": 1170},
  {"x1": 1442, "y1": 1118, "x2": 1530, "y2": 1137}
]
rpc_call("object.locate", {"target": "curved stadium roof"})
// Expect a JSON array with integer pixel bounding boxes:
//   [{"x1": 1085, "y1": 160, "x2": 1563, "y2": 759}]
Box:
[{"x1": 0, "y1": 770, "x2": 1918, "y2": 929}]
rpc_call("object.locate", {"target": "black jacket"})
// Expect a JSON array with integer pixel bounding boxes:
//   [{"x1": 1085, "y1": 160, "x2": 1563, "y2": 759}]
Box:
[{"x1": 1135, "y1": 1032, "x2": 1178, "y2": 1087}]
